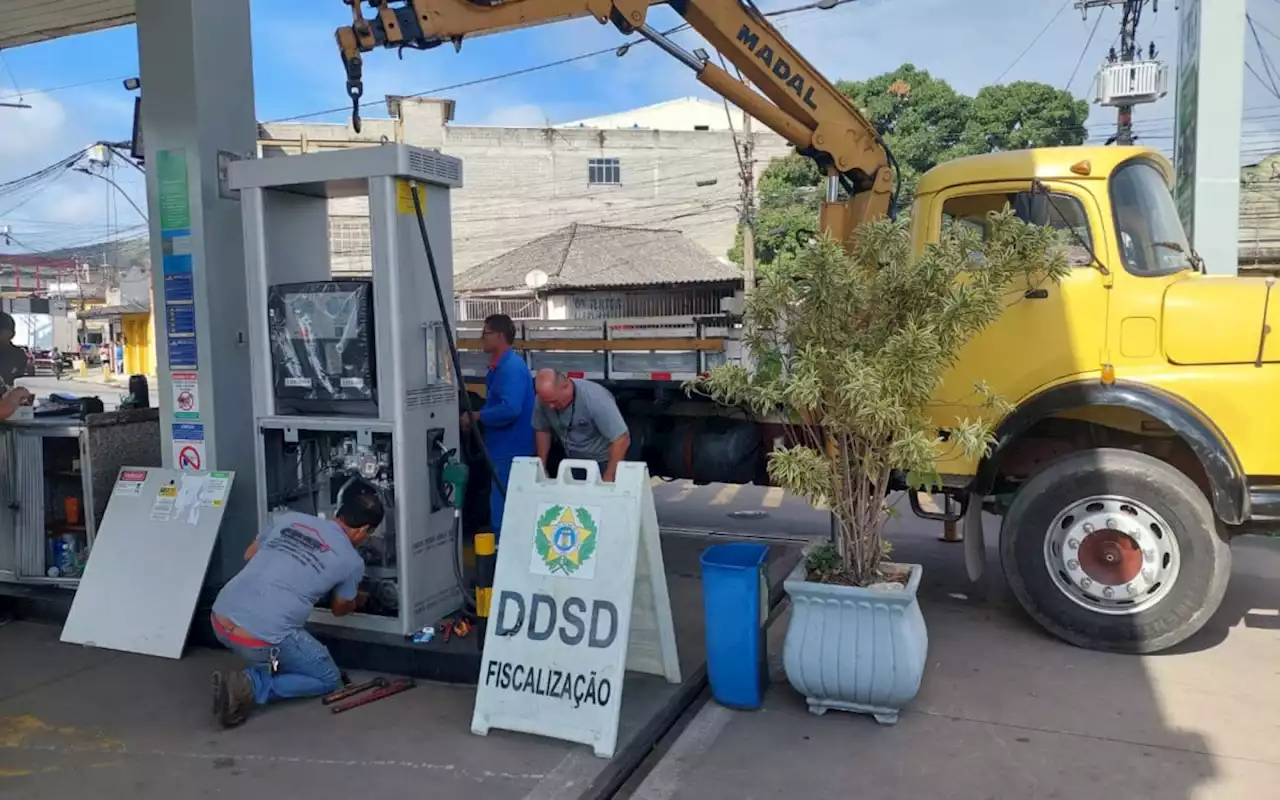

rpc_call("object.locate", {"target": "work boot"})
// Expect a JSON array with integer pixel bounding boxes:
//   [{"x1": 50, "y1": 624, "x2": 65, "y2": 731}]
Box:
[
  {"x1": 218, "y1": 669, "x2": 256, "y2": 729},
  {"x1": 211, "y1": 670, "x2": 228, "y2": 720}
]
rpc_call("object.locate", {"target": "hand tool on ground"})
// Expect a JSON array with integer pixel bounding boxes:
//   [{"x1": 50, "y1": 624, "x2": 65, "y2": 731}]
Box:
[
  {"x1": 452, "y1": 617, "x2": 473, "y2": 639},
  {"x1": 330, "y1": 678, "x2": 415, "y2": 714},
  {"x1": 322, "y1": 676, "x2": 388, "y2": 705},
  {"x1": 439, "y1": 614, "x2": 473, "y2": 643}
]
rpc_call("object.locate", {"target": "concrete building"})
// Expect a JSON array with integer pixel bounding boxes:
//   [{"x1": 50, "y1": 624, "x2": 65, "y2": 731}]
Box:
[
  {"x1": 557, "y1": 97, "x2": 755, "y2": 132},
  {"x1": 257, "y1": 95, "x2": 792, "y2": 273},
  {"x1": 1240, "y1": 153, "x2": 1280, "y2": 272}
]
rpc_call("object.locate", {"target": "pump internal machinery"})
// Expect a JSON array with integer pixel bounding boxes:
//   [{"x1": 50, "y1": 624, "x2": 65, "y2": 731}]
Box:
[{"x1": 228, "y1": 145, "x2": 468, "y2": 636}]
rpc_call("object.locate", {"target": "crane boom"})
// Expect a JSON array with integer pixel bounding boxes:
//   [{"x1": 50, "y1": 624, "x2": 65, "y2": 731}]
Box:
[{"x1": 335, "y1": 0, "x2": 894, "y2": 248}]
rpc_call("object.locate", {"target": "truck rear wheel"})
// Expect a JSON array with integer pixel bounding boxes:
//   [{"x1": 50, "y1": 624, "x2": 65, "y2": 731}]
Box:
[{"x1": 1000, "y1": 448, "x2": 1231, "y2": 654}]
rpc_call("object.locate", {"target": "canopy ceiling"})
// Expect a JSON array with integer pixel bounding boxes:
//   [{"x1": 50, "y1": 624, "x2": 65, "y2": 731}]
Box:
[{"x1": 0, "y1": 0, "x2": 135, "y2": 49}]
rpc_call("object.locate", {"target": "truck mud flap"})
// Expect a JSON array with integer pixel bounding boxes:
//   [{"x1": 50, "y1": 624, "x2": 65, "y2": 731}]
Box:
[{"x1": 963, "y1": 492, "x2": 984, "y2": 582}]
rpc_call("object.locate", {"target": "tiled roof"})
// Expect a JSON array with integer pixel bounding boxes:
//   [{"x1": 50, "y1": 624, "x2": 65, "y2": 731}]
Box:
[{"x1": 455, "y1": 223, "x2": 740, "y2": 292}]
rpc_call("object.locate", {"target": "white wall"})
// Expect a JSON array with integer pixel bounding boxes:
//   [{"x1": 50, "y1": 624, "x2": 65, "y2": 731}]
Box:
[
  {"x1": 557, "y1": 97, "x2": 755, "y2": 132},
  {"x1": 259, "y1": 96, "x2": 792, "y2": 273}
]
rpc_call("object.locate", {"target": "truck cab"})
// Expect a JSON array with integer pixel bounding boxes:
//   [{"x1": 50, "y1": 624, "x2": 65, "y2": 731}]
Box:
[{"x1": 912, "y1": 145, "x2": 1277, "y2": 653}]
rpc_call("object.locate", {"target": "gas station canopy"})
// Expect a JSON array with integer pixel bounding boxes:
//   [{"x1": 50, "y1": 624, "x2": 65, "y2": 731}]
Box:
[{"x1": 0, "y1": 0, "x2": 134, "y2": 49}]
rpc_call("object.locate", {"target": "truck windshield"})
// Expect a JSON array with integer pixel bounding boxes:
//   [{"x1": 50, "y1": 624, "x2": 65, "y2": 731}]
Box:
[{"x1": 1109, "y1": 159, "x2": 1195, "y2": 277}]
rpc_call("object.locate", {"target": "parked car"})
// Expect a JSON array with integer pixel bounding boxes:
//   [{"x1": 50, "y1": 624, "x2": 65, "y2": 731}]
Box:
[{"x1": 27, "y1": 348, "x2": 57, "y2": 375}]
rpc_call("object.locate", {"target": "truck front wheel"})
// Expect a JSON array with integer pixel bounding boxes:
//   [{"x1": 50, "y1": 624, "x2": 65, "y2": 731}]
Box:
[{"x1": 1000, "y1": 448, "x2": 1231, "y2": 654}]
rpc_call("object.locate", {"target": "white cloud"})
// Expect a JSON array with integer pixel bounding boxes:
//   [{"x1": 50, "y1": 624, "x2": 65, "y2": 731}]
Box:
[
  {"x1": 0, "y1": 91, "x2": 69, "y2": 161},
  {"x1": 0, "y1": 88, "x2": 145, "y2": 253},
  {"x1": 483, "y1": 103, "x2": 551, "y2": 127}
]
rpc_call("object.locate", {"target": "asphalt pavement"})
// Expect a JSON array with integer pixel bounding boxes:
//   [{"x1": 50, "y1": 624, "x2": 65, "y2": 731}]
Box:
[
  {"x1": 649, "y1": 479, "x2": 833, "y2": 540},
  {"x1": 626, "y1": 530, "x2": 1280, "y2": 800}
]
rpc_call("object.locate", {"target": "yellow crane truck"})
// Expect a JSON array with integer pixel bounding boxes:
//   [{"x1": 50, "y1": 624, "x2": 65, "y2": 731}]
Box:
[{"x1": 337, "y1": 0, "x2": 1279, "y2": 654}]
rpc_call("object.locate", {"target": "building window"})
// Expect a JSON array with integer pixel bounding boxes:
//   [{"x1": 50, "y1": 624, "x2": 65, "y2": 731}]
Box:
[
  {"x1": 329, "y1": 217, "x2": 371, "y2": 258},
  {"x1": 588, "y1": 158, "x2": 621, "y2": 186}
]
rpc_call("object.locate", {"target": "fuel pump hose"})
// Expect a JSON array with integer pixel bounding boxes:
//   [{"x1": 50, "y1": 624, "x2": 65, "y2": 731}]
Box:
[{"x1": 410, "y1": 181, "x2": 503, "y2": 613}]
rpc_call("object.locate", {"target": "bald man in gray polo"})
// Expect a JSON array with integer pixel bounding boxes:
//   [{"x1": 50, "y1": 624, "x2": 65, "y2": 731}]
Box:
[{"x1": 532, "y1": 369, "x2": 630, "y2": 482}]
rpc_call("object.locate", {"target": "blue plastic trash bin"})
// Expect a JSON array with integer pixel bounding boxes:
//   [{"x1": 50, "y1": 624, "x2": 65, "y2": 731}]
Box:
[{"x1": 701, "y1": 542, "x2": 770, "y2": 710}]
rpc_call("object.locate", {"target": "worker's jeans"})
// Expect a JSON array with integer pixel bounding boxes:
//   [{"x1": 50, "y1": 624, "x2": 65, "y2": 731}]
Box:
[{"x1": 214, "y1": 627, "x2": 342, "y2": 705}]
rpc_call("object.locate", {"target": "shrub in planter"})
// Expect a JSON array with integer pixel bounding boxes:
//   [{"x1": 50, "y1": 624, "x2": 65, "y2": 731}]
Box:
[{"x1": 690, "y1": 212, "x2": 1068, "y2": 722}]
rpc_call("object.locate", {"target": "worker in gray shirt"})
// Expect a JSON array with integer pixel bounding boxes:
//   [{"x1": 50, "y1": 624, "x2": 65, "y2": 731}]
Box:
[{"x1": 533, "y1": 369, "x2": 630, "y2": 482}]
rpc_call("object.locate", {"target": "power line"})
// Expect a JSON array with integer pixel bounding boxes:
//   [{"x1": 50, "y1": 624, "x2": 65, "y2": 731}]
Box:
[
  {"x1": 269, "y1": 0, "x2": 843, "y2": 124},
  {"x1": 995, "y1": 0, "x2": 1072, "y2": 84},
  {"x1": 0, "y1": 148, "x2": 86, "y2": 194},
  {"x1": 1067, "y1": 6, "x2": 1108, "y2": 92},
  {"x1": 0, "y1": 50, "x2": 22, "y2": 102},
  {"x1": 0, "y1": 74, "x2": 131, "y2": 104},
  {"x1": 1247, "y1": 60, "x2": 1280, "y2": 102},
  {"x1": 1248, "y1": 14, "x2": 1280, "y2": 101},
  {"x1": 1253, "y1": 15, "x2": 1280, "y2": 45}
]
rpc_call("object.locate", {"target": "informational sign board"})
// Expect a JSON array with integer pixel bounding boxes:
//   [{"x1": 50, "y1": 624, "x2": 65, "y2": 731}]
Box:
[
  {"x1": 471, "y1": 459, "x2": 680, "y2": 759},
  {"x1": 569, "y1": 293, "x2": 626, "y2": 320},
  {"x1": 156, "y1": 148, "x2": 207, "y2": 463},
  {"x1": 61, "y1": 468, "x2": 235, "y2": 659},
  {"x1": 172, "y1": 422, "x2": 205, "y2": 471},
  {"x1": 1174, "y1": 0, "x2": 1246, "y2": 275}
]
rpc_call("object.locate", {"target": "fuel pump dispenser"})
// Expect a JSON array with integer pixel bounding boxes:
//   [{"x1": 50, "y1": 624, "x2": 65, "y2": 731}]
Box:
[{"x1": 227, "y1": 144, "x2": 467, "y2": 637}]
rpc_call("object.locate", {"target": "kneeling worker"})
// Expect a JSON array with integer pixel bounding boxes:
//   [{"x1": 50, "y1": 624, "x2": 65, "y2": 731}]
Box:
[
  {"x1": 209, "y1": 482, "x2": 385, "y2": 728},
  {"x1": 533, "y1": 368, "x2": 630, "y2": 482}
]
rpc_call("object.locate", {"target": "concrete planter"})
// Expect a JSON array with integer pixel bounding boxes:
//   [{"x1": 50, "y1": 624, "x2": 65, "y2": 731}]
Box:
[{"x1": 782, "y1": 561, "x2": 928, "y2": 724}]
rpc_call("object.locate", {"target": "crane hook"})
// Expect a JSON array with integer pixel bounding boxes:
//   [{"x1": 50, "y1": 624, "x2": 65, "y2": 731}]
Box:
[{"x1": 347, "y1": 80, "x2": 364, "y2": 134}]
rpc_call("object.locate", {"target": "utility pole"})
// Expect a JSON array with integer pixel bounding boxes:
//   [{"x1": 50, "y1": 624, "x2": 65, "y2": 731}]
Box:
[
  {"x1": 740, "y1": 111, "x2": 756, "y2": 296},
  {"x1": 1114, "y1": 0, "x2": 1143, "y2": 145},
  {"x1": 1077, "y1": 0, "x2": 1167, "y2": 145}
]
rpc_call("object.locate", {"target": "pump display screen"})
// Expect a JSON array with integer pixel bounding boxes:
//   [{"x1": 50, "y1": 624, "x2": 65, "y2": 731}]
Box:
[{"x1": 267, "y1": 280, "x2": 376, "y2": 412}]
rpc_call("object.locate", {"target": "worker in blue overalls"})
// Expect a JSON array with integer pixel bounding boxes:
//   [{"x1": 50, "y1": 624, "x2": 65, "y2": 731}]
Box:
[{"x1": 461, "y1": 313, "x2": 534, "y2": 538}]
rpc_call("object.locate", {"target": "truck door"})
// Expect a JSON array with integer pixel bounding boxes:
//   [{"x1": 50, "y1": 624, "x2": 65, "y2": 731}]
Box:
[{"x1": 927, "y1": 181, "x2": 1111, "y2": 473}]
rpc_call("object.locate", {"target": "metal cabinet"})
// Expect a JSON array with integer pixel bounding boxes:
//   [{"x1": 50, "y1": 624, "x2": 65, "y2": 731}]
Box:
[{"x1": 0, "y1": 410, "x2": 161, "y2": 588}]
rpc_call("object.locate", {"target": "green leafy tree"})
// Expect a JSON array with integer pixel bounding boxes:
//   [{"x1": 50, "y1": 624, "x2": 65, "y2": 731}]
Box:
[
  {"x1": 731, "y1": 65, "x2": 1089, "y2": 272},
  {"x1": 695, "y1": 213, "x2": 1069, "y2": 586},
  {"x1": 838, "y1": 65, "x2": 974, "y2": 200},
  {"x1": 963, "y1": 82, "x2": 1091, "y2": 152}
]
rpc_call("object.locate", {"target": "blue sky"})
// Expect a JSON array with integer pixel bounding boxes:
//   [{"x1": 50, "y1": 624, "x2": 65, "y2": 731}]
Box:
[{"x1": 3, "y1": 0, "x2": 1280, "y2": 252}]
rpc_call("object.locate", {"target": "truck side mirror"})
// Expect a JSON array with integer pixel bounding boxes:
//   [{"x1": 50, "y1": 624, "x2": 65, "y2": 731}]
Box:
[{"x1": 1013, "y1": 191, "x2": 1050, "y2": 226}]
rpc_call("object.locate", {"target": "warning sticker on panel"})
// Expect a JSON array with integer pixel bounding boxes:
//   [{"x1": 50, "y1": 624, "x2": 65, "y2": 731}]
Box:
[
  {"x1": 172, "y1": 372, "x2": 200, "y2": 420},
  {"x1": 114, "y1": 470, "x2": 148, "y2": 497},
  {"x1": 200, "y1": 472, "x2": 231, "y2": 508},
  {"x1": 396, "y1": 179, "x2": 421, "y2": 215},
  {"x1": 150, "y1": 484, "x2": 178, "y2": 521}
]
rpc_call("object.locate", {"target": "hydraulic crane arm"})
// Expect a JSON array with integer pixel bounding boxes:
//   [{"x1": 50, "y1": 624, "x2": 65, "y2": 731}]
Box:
[{"x1": 336, "y1": 0, "x2": 895, "y2": 247}]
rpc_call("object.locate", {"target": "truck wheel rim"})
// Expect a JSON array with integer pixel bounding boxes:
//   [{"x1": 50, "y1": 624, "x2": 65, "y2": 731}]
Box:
[{"x1": 1042, "y1": 495, "x2": 1181, "y2": 616}]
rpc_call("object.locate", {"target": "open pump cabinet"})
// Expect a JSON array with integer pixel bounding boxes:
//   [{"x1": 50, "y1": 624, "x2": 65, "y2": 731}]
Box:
[
  {"x1": 228, "y1": 144, "x2": 468, "y2": 638},
  {"x1": 781, "y1": 559, "x2": 928, "y2": 724}
]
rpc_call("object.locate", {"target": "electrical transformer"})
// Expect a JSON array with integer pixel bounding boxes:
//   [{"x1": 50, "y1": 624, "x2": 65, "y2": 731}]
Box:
[{"x1": 228, "y1": 144, "x2": 464, "y2": 636}]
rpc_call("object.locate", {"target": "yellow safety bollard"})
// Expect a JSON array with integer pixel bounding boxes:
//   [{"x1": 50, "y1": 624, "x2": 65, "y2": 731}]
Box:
[{"x1": 474, "y1": 531, "x2": 496, "y2": 630}]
